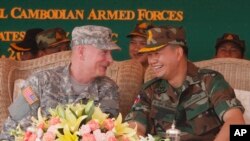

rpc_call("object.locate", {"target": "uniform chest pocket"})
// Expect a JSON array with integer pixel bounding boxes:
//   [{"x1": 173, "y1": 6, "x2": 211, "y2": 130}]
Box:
[
  {"x1": 151, "y1": 99, "x2": 176, "y2": 123},
  {"x1": 183, "y1": 92, "x2": 221, "y2": 135}
]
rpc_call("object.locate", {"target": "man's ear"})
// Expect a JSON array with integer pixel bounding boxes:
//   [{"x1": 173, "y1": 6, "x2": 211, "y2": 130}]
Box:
[{"x1": 176, "y1": 46, "x2": 184, "y2": 61}]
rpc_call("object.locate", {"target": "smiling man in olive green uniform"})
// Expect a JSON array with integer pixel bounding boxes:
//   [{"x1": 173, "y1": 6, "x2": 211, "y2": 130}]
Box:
[{"x1": 125, "y1": 26, "x2": 245, "y2": 141}]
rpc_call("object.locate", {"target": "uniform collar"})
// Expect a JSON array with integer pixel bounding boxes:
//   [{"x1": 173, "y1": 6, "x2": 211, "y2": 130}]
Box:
[
  {"x1": 155, "y1": 61, "x2": 201, "y2": 94},
  {"x1": 184, "y1": 61, "x2": 201, "y2": 85},
  {"x1": 62, "y1": 63, "x2": 72, "y2": 84},
  {"x1": 153, "y1": 61, "x2": 202, "y2": 103}
]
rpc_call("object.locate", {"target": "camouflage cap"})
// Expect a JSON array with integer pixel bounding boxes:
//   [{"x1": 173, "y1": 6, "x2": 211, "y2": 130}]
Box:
[
  {"x1": 139, "y1": 26, "x2": 186, "y2": 53},
  {"x1": 10, "y1": 28, "x2": 44, "y2": 52},
  {"x1": 71, "y1": 25, "x2": 121, "y2": 50},
  {"x1": 36, "y1": 28, "x2": 70, "y2": 50},
  {"x1": 215, "y1": 33, "x2": 245, "y2": 52},
  {"x1": 127, "y1": 22, "x2": 154, "y2": 38}
]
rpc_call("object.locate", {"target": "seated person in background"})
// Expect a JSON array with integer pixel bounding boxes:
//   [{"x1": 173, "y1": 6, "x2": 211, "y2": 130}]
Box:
[
  {"x1": 0, "y1": 25, "x2": 121, "y2": 140},
  {"x1": 127, "y1": 22, "x2": 154, "y2": 70},
  {"x1": 9, "y1": 28, "x2": 44, "y2": 61},
  {"x1": 125, "y1": 26, "x2": 245, "y2": 141},
  {"x1": 214, "y1": 33, "x2": 245, "y2": 59},
  {"x1": 36, "y1": 27, "x2": 70, "y2": 57}
]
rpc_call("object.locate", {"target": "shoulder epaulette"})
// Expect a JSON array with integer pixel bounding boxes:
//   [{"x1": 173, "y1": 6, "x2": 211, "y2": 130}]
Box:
[
  {"x1": 198, "y1": 69, "x2": 226, "y2": 83},
  {"x1": 199, "y1": 68, "x2": 215, "y2": 74}
]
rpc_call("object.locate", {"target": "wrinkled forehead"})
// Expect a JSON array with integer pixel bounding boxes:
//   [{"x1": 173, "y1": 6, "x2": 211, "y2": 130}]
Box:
[{"x1": 83, "y1": 44, "x2": 107, "y2": 52}]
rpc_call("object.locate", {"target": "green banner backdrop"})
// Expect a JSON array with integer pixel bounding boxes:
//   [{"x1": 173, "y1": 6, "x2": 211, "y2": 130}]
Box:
[{"x1": 1, "y1": 0, "x2": 250, "y2": 61}]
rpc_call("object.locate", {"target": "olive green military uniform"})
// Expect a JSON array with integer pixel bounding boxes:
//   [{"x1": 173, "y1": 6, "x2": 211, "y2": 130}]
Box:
[
  {"x1": 125, "y1": 62, "x2": 244, "y2": 141},
  {"x1": 0, "y1": 65, "x2": 119, "y2": 140}
]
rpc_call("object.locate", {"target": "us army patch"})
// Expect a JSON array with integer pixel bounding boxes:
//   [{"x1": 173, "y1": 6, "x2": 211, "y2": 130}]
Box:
[{"x1": 22, "y1": 86, "x2": 39, "y2": 105}]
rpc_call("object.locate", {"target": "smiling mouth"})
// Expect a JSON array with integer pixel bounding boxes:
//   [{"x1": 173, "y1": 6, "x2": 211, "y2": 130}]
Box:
[{"x1": 152, "y1": 65, "x2": 163, "y2": 73}]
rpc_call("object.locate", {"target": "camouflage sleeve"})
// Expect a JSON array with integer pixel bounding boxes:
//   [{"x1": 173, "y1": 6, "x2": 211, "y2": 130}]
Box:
[
  {"x1": 25, "y1": 72, "x2": 46, "y2": 95},
  {"x1": 98, "y1": 77, "x2": 120, "y2": 118},
  {"x1": 0, "y1": 117, "x2": 17, "y2": 141},
  {"x1": 125, "y1": 88, "x2": 151, "y2": 129},
  {"x1": 0, "y1": 73, "x2": 42, "y2": 140},
  {"x1": 0, "y1": 115, "x2": 33, "y2": 141},
  {"x1": 206, "y1": 72, "x2": 244, "y2": 121},
  {"x1": 0, "y1": 94, "x2": 39, "y2": 140}
]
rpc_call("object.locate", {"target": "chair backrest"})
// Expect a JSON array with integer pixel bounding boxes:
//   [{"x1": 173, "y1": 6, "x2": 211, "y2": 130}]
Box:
[
  {"x1": 0, "y1": 51, "x2": 143, "y2": 129},
  {"x1": 107, "y1": 60, "x2": 143, "y2": 117},
  {"x1": 194, "y1": 58, "x2": 250, "y2": 91}
]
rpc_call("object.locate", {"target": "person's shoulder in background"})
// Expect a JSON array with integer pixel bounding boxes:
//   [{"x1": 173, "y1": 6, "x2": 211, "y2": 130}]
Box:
[
  {"x1": 10, "y1": 28, "x2": 44, "y2": 61},
  {"x1": 36, "y1": 27, "x2": 70, "y2": 57}
]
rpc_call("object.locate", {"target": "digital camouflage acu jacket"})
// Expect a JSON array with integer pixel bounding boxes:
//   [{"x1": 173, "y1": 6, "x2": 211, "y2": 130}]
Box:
[{"x1": 0, "y1": 64, "x2": 119, "y2": 141}]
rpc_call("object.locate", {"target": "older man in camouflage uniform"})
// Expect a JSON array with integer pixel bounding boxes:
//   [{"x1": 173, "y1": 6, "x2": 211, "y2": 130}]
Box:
[
  {"x1": 0, "y1": 25, "x2": 121, "y2": 140},
  {"x1": 125, "y1": 26, "x2": 245, "y2": 141}
]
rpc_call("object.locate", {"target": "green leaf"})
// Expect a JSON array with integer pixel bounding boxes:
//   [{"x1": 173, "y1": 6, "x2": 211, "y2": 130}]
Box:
[
  {"x1": 84, "y1": 100, "x2": 95, "y2": 121},
  {"x1": 57, "y1": 105, "x2": 66, "y2": 119}
]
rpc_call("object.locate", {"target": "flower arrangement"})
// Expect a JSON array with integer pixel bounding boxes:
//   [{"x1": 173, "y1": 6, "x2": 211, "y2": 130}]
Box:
[{"x1": 10, "y1": 100, "x2": 139, "y2": 141}]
